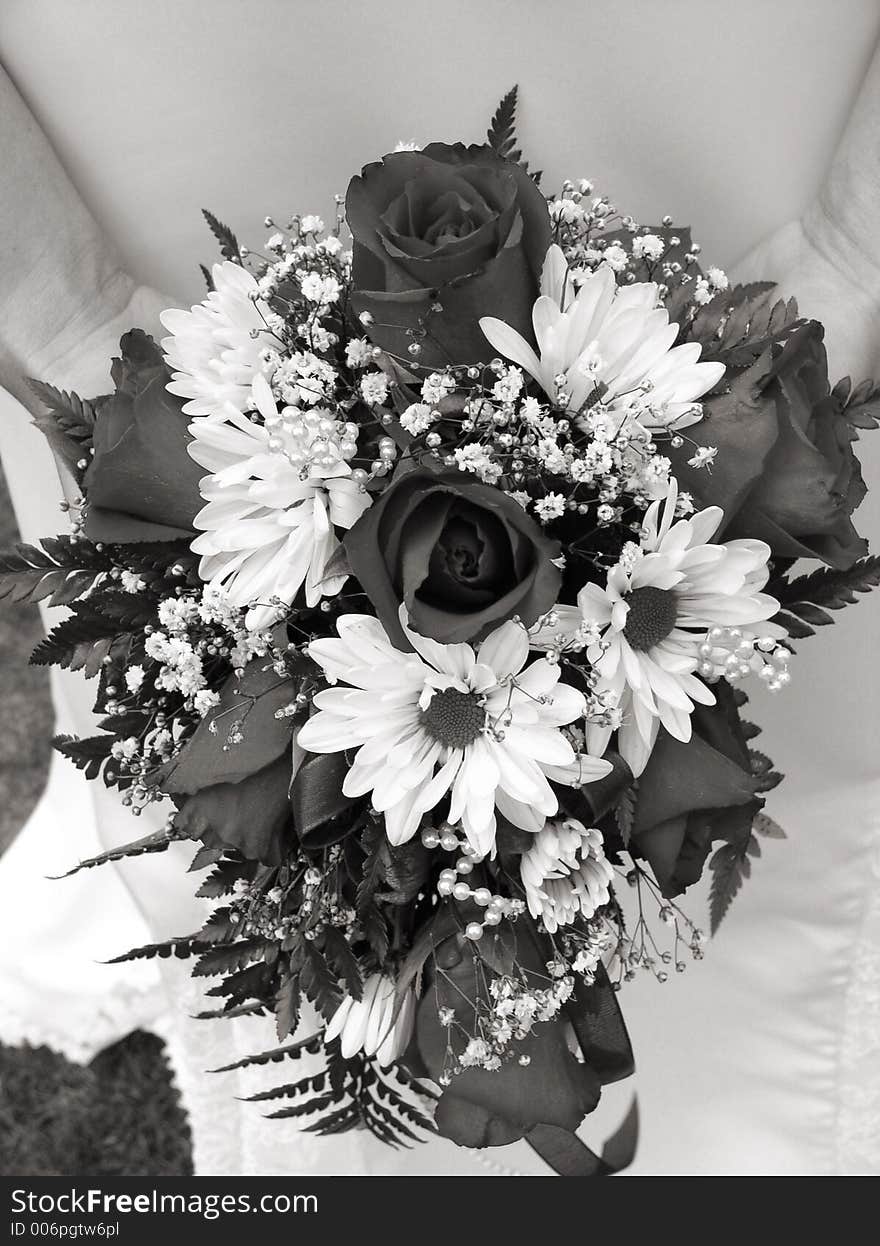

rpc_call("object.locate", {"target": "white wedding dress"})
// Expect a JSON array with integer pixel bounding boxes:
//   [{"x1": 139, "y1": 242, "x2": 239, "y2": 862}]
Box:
[{"x1": 1, "y1": 0, "x2": 879, "y2": 1175}]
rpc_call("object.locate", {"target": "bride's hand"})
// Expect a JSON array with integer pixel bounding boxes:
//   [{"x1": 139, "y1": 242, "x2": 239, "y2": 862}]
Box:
[{"x1": 731, "y1": 42, "x2": 880, "y2": 384}]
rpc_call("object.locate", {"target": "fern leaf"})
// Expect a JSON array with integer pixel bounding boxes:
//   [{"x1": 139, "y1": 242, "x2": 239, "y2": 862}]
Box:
[
  {"x1": 49, "y1": 826, "x2": 174, "y2": 878},
  {"x1": 31, "y1": 606, "x2": 129, "y2": 676},
  {"x1": 192, "y1": 939, "x2": 268, "y2": 978},
  {"x1": 105, "y1": 936, "x2": 202, "y2": 965},
  {"x1": 486, "y1": 85, "x2": 520, "y2": 161},
  {"x1": 193, "y1": 1001, "x2": 269, "y2": 1022},
  {"x1": 208, "y1": 1032, "x2": 324, "y2": 1074},
  {"x1": 773, "y1": 555, "x2": 880, "y2": 638},
  {"x1": 195, "y1": 859, "x2": 257, "y2": 899},
  {"x1": 27, "y1": 380, "x2": 97, "y2": 476},
  {"x1": 708, "y1": 841, "x2": 751, "y2": 934},
  {"x1": 752, "y1": 811, "x2": 787, "y2": 839},
  {"x1": 320, "y1": 927, "x2": 363, "y2": 1000},
  {"x1": 192, "y1": 907, "x2": 239, "y2": 945},
  {"x1": 614, "y1": 783, "x2": 638, "y2": 846},
  {"x1": 296, "y1": 942, "x2": 342, "y2": 1018},
  {"x1": 839, "y1": 375, "x2": 880, "y2": 429},
  {"x1": 202, "y1": 209, "x2": 241, "y2": 263},
  {"x1": 0, "y1": 539, "x2": 111, "y2": 608},
  {"x1": 52, "y1": 733, "x2": 113, "y2": 780},
  {"x1": 274, "y1": 972, "x2": 302, "y2": 1042},
  {"x1": 204, "y1": 960, "x2": 275, "y2": 1003}
]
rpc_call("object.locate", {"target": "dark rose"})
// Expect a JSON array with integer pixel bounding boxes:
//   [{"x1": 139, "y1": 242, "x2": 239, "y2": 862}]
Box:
[
  {"x1": 345, "y1": 143, "x2": 551, "y2": 370},
  {"x1": 414, "y1": 923, "x2": 602, "y2": 1149},
  {"x1": 343, "y1": 460, "x2": 562, "y2": 647},
  {"x1": 631, "y1": 682, "x2": 760, "y2": 897},
  {"x1": 83, "y1": 330, "x2": 204, "y2": 543},
  {"x1": 668, "y1": 322, "x2": 867, "y2": 569}
]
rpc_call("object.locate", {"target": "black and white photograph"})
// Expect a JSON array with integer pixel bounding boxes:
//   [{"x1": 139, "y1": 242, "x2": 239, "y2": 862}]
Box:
[{"x1": 0, "y1": 0, "x2": 878, "y2": 1198}]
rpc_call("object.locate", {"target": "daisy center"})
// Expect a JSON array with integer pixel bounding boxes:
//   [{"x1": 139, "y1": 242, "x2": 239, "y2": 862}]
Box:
[
  {"x1": 622, "y1": 586, "x2": 678, "y2": 651},
  {"x1": 420, "y1": 687, "x2": 486, "y2": 749}
]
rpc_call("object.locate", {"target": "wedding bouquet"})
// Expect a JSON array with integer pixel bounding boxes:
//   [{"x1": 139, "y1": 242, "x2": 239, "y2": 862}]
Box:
[{"x1": 5, "y1": 89, "x2": 878, "y2": 1175}]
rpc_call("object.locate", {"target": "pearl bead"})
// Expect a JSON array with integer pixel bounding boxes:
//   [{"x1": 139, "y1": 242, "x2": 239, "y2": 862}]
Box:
[
  {"x1": 483, "y1": 909, "x2": 502, "y2": 926},
  {"x1": 453, "y1": 882, "x2": 471, "y2": 901},
  {"x1": 473, "y1": 888, "x2": 492, "y2": 907},
  {"x1": 440, "y1": 831, "x2": 459, "y2": 852},
  {"x1": 464, "y1": 922, "x2": 484, "y2": 941},
  {"x1": 455, "y1": 858, "x2": 473, "y2": 875},
  {"x1": 421, "y1": 829, "x2": 441, "y2": 849},
  {"x1": 439, "y1": 869, "x2": 456, "y2": 884},
  {"x1": 437, "y1": 878, "x2": 455, "y2": 897}
]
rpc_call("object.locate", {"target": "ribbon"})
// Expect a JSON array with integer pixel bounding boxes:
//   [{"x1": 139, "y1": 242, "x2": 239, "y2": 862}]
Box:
[
  {"x1": 290, "y1": 750, "x2": 360, "y2": 846},
  {"x1": 566, "y1": 963, "x2": 635, "y2": 1086},
  {"x1": 526, "y1": 1097, "x2": 639, "y2": 1176}
]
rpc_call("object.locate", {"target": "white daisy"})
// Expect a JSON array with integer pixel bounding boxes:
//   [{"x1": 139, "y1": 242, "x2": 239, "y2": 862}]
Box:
[
  {"x1": 480, "y1": 244, "x2": 725, "y2": 431},
  {"x1": 297, "y1": 612, "x2": 613, "y2": 856},
  {"x1": 187, "y1": 374, "x2": 370, "y2": 630},
  {"x1": 324, "y1": 974, "x2": 415, "y2": 1067},
  {"x1": 161, "y1": 261, "x2": 283, "y2": 417},
  {"x1": 536, "y1": 481, "x2": 779, "y2": 776},
  {"x1": 521, "y1": 820, "x2": 614, "y2": 934}
]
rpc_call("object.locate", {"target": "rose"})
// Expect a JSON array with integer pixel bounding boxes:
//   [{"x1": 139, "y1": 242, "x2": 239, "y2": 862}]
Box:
[
  {"x1": 631, "y1": 683, "x2": 761, "y2": 897},
  {"x1": 84, "y1": 330, "x2": 204, "y2": 543},
  {"x1": 343, "y1": 460, "x2": 562, "y2": 646},
  {"x1": 414, "y1": 924, "x2": 603, "y2": 1150},
  {"x1": 345, "y1": 143, "x2": 551, "y2": 370},
  {"x1": 668, "y1": 321, "x2": 867, "y2": 569}
]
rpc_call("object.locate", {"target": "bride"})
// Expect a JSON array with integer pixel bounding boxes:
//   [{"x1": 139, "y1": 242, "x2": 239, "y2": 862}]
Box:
[{"x1": 0, "y1": 1, "x2": 878, "y2": 1175}]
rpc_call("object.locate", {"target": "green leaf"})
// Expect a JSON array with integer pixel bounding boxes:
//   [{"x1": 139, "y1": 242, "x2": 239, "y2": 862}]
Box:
[
  {"x1": 159, "y1": 654, "x2": 302, "y2": 793},
  {"x1": 320, "y1": 926, "x2": 363, "y2": 1000},
  {"x1": 749, "y1": 749, "x2": 783, "y2": 793},
  {"x1": 772, "y1": 555, "x2": 880, "y2": 638},
  {"x1": 208, "y1": 1032, "x2": 324, "y2": 1074},
  {"x1": 202, "y1": 209, "x2": 241, "y2": 263},
  {"x1": 104, "y1": 936, "x2": 201, "y2": 964},
  {"x1": 193, "y1": 939, "x2": 268, "y2": 978},
  {"x1": 0, "y1": 538, "x2": 112, "y2": 608},
  {"x1": 192, "y1": 907, "x2": 239, "y2": 944},
  {"x1": 27, "y1": 380, "x2": 97, "y2": 479},
  {"x1": 205, "y1": 960, "x2": 275, "y2": 1004},
  {"x1": 52, "y1": 733, "x2": 113, "y2": 780},
  {"x1": 31, "y1": 604, "x2": 132, "y2": 676},
  {"x1": 49, "y1": 826, "x2": 174, "y2": 878},
  {"x1": 356, "y1": 822, "x2": 388, "y2": 916},
  {"x1": 295, "y1": 942, "x2": 342, "y2": 1018},
  {"x1": 394, "y1": 902, "x2": 462, "y2": 1000},
  {"x1": 274, "y1": 973, "x2": 302, "y2": 1042},
  {"x1": 195, "y1": 859, "x2": 258, "y2": 898},
  {"x1": 752, "y1": 811, "x2": 786, "y2": 839},
  {"x1": 838, "y1": 375, "x2": 880, "y2": 430},
  {"x1": 193, "y1": 1000, "x2": 269, "y2": 1021},
  {"x1": 614, "y1": 783, "x2": 638, "y2": 846},
  {"x1": 485, "y1": 85, "x2": 540, "y2": 183},
  {"x1": 708, "y1": 841, "x2": 751, "y2": 935},
  {"x1": 486, "y1": 85, "x2": 520, "y2": 160}
]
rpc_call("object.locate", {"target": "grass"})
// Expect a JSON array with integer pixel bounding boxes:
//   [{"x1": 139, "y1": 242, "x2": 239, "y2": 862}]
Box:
[{"x1": 0, "y1": 469, "x2": 192, "y2": 1176}]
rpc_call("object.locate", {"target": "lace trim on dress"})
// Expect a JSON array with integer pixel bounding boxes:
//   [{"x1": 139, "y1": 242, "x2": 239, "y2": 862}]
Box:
[{"x1": 836, "y1": 818, "x2": 880, "y2": 1175}]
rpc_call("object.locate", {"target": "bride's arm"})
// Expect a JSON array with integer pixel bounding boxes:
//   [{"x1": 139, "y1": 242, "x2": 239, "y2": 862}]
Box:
[
  {"x1": 0, "y1": 62, "x2": 169, "y2": 414},
  {"x1": 733, "y1": 38, "x2": 880, "y2": 381}
]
